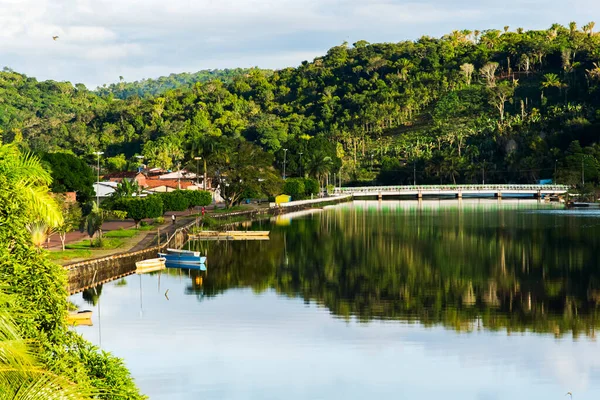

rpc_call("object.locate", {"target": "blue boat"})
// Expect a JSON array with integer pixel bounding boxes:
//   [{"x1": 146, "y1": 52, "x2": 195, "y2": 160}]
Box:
[
  {"x1": 158, "y1": 248, "x2": 207, "y2": 265},
  {"x1": 166, "y1": 262, "x2": 206, "y2": 271}
]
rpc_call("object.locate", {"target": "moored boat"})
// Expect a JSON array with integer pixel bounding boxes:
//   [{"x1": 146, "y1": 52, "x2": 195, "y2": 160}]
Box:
[
  {"x1": 166, "y1": 262, "x2": 207, "y2": 271},
  {"x1": 67, "y1": 310, "x2": 93, "y2": 325},
  {"x1": 135, "y1": 257, "x2": 167, "y2": 273},
  {"x1": 158, "y1": 252, "x2": 207, "y2": 265}
]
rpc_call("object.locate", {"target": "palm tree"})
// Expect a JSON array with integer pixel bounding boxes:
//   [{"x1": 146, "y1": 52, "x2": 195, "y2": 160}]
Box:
[
  {"x1": 81, "y1": 202, "x2": 105, "y2": 245},
  {"x1": 307, "y1": 154, "x2": 334, "y2": 189},
  {"x1": 541, "y1": 73, "x2": 566, "y2": 94},
  {"x1": 0, "y1": 144, "x2": 62, "y2": 229},
  {"x1": 26, "y1": 221, "x2": 55, "y2": 249},
  {"x1": 569, "y1": 21, "x2": 578, "y2": 35},
  {"x1": 0, "y1": 293, "x2": 90, "y2": 399}
]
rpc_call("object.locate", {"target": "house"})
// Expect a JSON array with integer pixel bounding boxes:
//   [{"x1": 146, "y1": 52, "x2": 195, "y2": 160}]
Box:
[
  {"x1": 93, "y1": 182, "x2": 119, "y2": 202},
  {"x1": 102, "y1": 172, "x2": 147, "y2": 187},
  {"x1": 144, "y1": 179, "x2": 202, "y2": 193},
  {"x1": 158, "y1": 170, "x2": 197, "y2": 180}
]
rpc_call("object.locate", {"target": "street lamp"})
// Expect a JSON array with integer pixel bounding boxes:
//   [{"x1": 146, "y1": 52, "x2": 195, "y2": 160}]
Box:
[
  {"x1": 282, "y1": 149, "x2": 288, "y2": 180},
  {"x1": 135, "y1": 155, "x2": 144, "y2": 172},
  {"x1": 194, "y1": 157, "x2": 202, "y2": 186},
  {"x1": 413, "y1": 162, "x2": 417, "y2": 185},
  {"x1": 93, "y1": 151, "x2": 104, "y2": 208},
  {"x1": 581, "y1": 154, "x2": 593, "y2": 187}
]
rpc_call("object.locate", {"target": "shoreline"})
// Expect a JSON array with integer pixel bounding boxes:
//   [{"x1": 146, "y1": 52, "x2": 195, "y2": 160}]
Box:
[{"x1": 66, "y1": 195, "x2": 353, "y2": 294}]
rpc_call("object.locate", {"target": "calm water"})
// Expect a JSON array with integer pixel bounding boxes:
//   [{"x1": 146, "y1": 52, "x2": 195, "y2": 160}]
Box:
[{"x1": 71, "y1": 199, "x2": 600, "y2": 400}]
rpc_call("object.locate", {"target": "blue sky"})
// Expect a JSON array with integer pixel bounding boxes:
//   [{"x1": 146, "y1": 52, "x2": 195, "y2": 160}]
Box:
[{"x1": 1, "y1": 0, "x2": 599, "y2": 88}]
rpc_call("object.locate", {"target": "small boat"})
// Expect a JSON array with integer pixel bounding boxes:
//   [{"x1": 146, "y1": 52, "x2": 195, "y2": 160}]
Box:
[
  {"x1": 166, "y1": 248, "x2": 201, "y2": 256},
  {"x1": 135, "y1": 257, "x2": 166, "y2": 273},
  {"x1": 158, "y1": 252, "x2": 207, "y2": 265},
  {"x1": 166, "y1": 262, "x2": 207, "y2": 271},
  {"x1": 67, "y1": 310, "x2": 93, "y2": 325}
]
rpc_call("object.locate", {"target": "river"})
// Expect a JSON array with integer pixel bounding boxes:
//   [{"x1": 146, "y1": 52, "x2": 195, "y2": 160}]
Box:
[{"x1": 71, "y1": 199, "x2": 600, "y2": 399}]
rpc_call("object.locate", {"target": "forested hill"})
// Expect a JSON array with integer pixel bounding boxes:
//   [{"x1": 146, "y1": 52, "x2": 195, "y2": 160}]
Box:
[
  {"x1": 2, "y1": 23, "x2": 600, "y2": 188},
  {"x1": 94, "y1": 68, "x2": 270, "y2": 99}
]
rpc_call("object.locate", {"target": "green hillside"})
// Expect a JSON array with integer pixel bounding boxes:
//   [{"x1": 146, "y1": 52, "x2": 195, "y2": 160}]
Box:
[
  {"x1": 94, "y1": 68, "x2": 271, "y2": 99},
  {"x1": 2, "y1": 23, "x2": 600, "y2": 188}
]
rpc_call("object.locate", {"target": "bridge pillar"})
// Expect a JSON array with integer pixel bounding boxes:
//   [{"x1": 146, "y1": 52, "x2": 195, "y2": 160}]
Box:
[
  {"x1": 417, "y1": 190, "x2": 422, "y2": 199},
  {"x1": 495, "y1": 192, "x2": 502, "y2": 199},
  {"x1": 456, "y1": 190, "x2": 462, "y2": 199},
  {"x1": 378, "y1": 192, "x2": 382, "y2": 201},
  {"x1": 534, "y1": 190, "x2": 542, "y2": 199}
]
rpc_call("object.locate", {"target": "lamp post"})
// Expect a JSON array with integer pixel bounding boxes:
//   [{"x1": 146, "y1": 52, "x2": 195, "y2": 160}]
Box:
[
  {"x1": 135, "y1": 155, "x2": 144, "y2": 173},
  {"x1": 282, "y1": 149, "x2": 288, "y2": 180},
  {"x1": 299, "y1": 152, "x2": 303, "y2": 177},
  {"x1": 581, "y1": 155, "x2": 593, "y2": 187},
  {"x1": 93, "y1": 151, "x2": 104, "y2": 208},
  {"x1": 482, "y1": 161, "x2": 486, "y2": 185},
  {"x1": 194, "y1": 157, "x2": 202, "y2": 186},
  {"x1": 413, "y1": 162, "x2": 417, "y2": 185}
]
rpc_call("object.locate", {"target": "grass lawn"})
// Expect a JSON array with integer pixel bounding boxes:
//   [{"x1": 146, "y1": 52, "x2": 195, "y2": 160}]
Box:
[
  {"x1": 66, "y1": 237, "x2": 125, "y2": 250},
  {"x1": 104, "y1": 229, "x2": 138, "y2": 238},
  {"x1": 47, "y1": 249, "x2": 92, "y2": 262}
]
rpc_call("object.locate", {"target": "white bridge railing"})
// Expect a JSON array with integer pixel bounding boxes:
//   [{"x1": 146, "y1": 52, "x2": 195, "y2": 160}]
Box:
[{"x1": 334, "y1": 184, "x2": 570, "y2": 194}]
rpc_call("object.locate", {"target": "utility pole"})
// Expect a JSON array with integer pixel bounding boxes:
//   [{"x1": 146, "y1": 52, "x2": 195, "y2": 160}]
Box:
[
  {"x1": 283, "y1": 148, "x2": 288, "y2": 180},
  {"x1": 194, "y1": 157, "x2": 202, "y2": 186},
  {"x1": 413, "y1": 162, "x2": 416, "y2": 185},
  {"x1": 582, "y1": 157, "x2": 585, "y2": 187},
  {"x1": 482, "y1": 163, "x2": 486, "y2": 185},
  {"x1": 93, "y1": 151, "x2": 104, "y2": 208}
]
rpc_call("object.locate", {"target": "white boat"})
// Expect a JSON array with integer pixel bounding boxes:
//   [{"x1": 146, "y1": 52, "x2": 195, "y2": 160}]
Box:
[
  {"x1": 135, "y1": 257, "x2": 166, "y2": 273},
  {"x1": 166, "y1": 248, "x2": 202, "y2": 257}
]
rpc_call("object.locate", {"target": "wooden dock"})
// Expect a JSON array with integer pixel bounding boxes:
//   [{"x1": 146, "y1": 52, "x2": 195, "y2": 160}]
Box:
[{"x1": 189, "y1": 231, "x2": 270, "y2": 241}]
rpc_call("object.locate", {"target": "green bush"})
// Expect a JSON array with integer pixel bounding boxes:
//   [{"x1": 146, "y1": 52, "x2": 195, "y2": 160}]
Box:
[
  {"x1": 303, "y1": 178, "x2": 320, "y2": 196},
  {"x1": 0, "y1": 146, "x2": 144, "y2": 398},
  {"x1": 154, "y1": 216, "x2": 165, "y2": 224},
  {"x1": 184, "y1": 190, "x2": 212, "y2": 209},
  {"x1": 113, "y1": 195, "x2": 163, "y2": 226},
  {"x1": 160, "y1": 190, "x2": 190, "y2": 211},
  {"x1": 283, "y1": 178, "x2": 305, "y2": 200}
]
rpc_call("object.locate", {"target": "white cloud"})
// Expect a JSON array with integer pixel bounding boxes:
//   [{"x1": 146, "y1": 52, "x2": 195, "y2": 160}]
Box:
[{"x1": 0, "y1": 0, "x2": 599, "y2": 86}]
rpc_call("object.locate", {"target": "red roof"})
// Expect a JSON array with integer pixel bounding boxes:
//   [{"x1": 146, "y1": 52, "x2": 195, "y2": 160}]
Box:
[{"x1": 144, "y1": 179, "x2": 197, "y2": 190}]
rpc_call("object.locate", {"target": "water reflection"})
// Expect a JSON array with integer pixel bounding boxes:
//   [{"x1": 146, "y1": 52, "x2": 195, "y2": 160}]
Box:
[
  {"x1": 185, "y1": 199, "x2": 600, "y2": 338},
  {"x1": 79, "y1": 200, "x2": 600, "y2": 338},
  {"x1": 71, "y1": 200, "x2": 600, "y2": 399}
]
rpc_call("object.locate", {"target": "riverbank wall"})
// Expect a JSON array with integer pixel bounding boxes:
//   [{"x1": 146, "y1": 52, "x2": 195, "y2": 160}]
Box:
[{"x1": 66, "y1": 195, "x2": 352, "y2": 295}]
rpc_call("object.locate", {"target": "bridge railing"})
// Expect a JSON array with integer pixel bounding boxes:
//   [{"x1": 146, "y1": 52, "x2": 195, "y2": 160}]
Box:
[{"x1": 334, "y1": 184, "x2": 570, "y2": 194}]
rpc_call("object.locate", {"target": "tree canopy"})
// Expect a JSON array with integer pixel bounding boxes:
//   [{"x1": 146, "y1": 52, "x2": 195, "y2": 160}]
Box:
[{"x1": 2, "y1": 23, "x2": 600, "y2": 188}]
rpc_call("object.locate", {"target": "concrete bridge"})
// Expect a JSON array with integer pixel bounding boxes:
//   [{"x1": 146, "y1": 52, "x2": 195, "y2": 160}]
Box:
[{"x1": 333, "y1": 184, "x2": 570, "y2": 199}]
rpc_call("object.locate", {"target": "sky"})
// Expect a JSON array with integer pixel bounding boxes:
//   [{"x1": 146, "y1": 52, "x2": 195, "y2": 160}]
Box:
[{"x1": 1, "y1": 0, "x2": 599, "y2": 89}]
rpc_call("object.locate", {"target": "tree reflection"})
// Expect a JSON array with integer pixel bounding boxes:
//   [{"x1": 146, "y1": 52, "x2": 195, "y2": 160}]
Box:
[{"x1": 195, "y1": 202, "x2": 600, "y2": 338}]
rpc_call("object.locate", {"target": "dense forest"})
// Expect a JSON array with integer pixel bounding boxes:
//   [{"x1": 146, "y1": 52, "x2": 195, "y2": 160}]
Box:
[
  {"x1": 2, "y1": 22, "x2": 600, "y2": 192},
  {"x1": 94, "y1": 68, "x2": 269, "y2": 99}
]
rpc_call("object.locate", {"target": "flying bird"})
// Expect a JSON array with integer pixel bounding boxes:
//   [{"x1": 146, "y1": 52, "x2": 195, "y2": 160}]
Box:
[
  {"x1": 52, "y1": 36, "x2": 59, "y2": 41},
  {"x1": 164, "y1": 289, "x2": 169, "y2": 301},
  {"x1": 566, "y1": 392, "x2": 573, "y2": 399}
]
